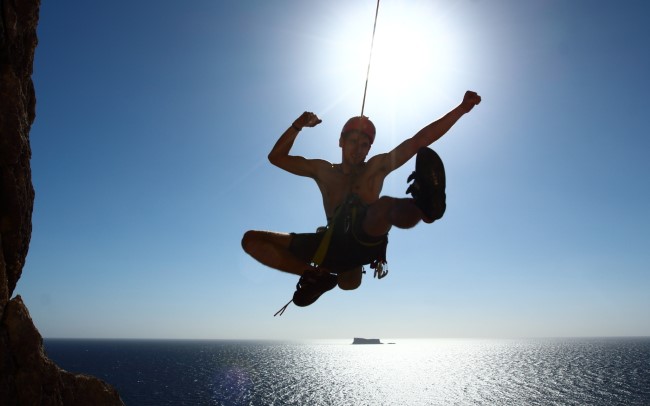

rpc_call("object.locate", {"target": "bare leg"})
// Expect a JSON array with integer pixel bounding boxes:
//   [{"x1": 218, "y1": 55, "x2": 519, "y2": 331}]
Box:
[
  {"x1": 337, "y1": 266, "x2": 363, "y2": 290},
  {"x1": 241, "y1": 230, "x2": 314, "y2": 276},
  {"x1": 362, "y1": 196, "x2": 423, "y2": 237}
]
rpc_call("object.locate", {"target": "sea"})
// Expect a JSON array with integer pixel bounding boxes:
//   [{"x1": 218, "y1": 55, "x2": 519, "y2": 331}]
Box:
[{"x1": 43, "y1": 338, "x2": 650, "y2": 406}]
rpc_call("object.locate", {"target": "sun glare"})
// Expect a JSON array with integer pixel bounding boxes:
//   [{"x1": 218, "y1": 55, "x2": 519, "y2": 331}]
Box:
[
  {"x1": 371, "y1": 13, "x2": 434, "y2": 93},
  {"x1": 370, "y1": 2, "x2": 462, "y2": 101},
  {"x1": 311, "y1": 1, "x2": 460, "y2": 119}
]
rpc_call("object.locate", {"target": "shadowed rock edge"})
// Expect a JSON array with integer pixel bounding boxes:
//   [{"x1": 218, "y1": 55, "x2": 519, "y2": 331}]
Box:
[{"x1": 0, "y1": 1, "x2": 124, "y2": 404}]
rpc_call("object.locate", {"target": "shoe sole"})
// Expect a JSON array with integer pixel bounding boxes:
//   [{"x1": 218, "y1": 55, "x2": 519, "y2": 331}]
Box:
[{"x1": 408, "y1": 147, "x2": 446, "y2": 223}]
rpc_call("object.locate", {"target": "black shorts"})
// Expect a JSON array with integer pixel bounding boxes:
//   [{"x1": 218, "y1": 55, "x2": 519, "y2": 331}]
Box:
[{"x1": 289, "y1": 226, "x2": 387, "y2": 272}]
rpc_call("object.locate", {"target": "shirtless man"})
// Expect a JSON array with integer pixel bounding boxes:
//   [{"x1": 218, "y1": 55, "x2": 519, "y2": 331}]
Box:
[{"x1": 242, "y1": 91, "x2": 481, "y2": 309}]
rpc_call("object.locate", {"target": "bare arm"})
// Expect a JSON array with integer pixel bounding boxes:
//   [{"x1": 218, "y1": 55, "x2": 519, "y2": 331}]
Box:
[
  {"x1": 268, "y1": 111, "x2": 323, "y2": 177},
  {"x1": 377, "y1": 90, "x2": 482, "y2": 173}
]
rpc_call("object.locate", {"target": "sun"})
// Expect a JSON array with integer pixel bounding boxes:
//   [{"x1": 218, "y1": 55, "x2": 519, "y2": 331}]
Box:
[
  {"x1": 366, "y1": 3, "x2": 458, "y2": 99},
  {"x1": 371, "y1": 15, "x2": 429, "y2": 92},
  {"x1": 309, "y1": 2, "x2": 459, "y2": 113}
]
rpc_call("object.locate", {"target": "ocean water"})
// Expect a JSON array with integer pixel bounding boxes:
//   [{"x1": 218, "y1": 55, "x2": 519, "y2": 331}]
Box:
[{"x1": 43, "y1": 338, "x2": 650, "y2": 406}]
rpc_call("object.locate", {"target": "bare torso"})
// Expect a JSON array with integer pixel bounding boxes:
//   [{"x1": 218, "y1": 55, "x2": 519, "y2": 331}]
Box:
[{"x1": 312, "y1": 155, "x2": 388, "y2": 219}]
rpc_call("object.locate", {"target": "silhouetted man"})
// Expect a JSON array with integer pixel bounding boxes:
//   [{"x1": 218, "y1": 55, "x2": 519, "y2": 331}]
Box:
[{"x1": 242, "y1": 91, "x2": 481, "y2": 310}]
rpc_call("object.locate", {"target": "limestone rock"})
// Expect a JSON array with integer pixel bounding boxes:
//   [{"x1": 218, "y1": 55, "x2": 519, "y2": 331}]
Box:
[
  {"x1": 0, "y1": 0, "x2": 38, "y2": 307},
  {"x1": 1, "y1": 296, "x2": 124, "y2": 405},
  {"x1": 0, "y1": 0, "x2": 124, "y2": 404}
]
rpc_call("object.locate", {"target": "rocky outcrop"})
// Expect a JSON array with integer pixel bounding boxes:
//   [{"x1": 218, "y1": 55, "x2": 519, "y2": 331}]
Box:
[
  {"x1": 352, "y1": 337, "x2": 382, "y2": 344},
  {"x1": 1, "y1": 297, "x2": 123, "y2": 405},
  {"x1": 0, "y1": 0, "x2": 38, "y2": 310},
  {"x1": 0, "y1": 0, "x2": 124, "y2": 404}
]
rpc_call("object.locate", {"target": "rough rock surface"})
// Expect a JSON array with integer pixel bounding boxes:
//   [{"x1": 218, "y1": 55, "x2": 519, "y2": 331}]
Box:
[
  {"x1": 1, "y1": 297, "x2": 124, "y2": 405},
  {"x1": 0, "y1": 0, "x2": 124, "y2": 404}
]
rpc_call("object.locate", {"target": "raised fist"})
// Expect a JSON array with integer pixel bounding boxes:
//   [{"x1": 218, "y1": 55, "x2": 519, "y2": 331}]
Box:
[
  {"x1": 293, "y1": 112, "x2": 322, "y2": 129},
  {"x1": 460, "y1": 91, "x2": 481, "y2": 113}
]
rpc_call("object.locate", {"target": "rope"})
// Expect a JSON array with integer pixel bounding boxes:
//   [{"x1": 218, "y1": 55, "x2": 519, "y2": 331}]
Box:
[
  {"x1": 274, "y1": 205, "x2": 342, "y2": 316},
  {"x1": 274, "y1": 2, "x2": 383, "y2": 316},
  {"x1": 311, "y1": 222, "x2": 335, "y2": 267},
  {"x1": 274, "y1": 299, "x2": 292, "y2": 317},
  {"x1": 360, "y1": 0, "x2": 381, "y2": 117}
]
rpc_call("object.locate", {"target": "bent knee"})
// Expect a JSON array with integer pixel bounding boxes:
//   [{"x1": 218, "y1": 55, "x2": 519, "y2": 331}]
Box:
[
  {"x1": 337, "y1": 268, "x2": 362, "y2": 290},
  {"x1": 338, "y1": 280, "x2": 361, "y2": 291},
  {"x1": 241, "y1": 230, "x2": 258, "y2": 253},
  {"x1": 241, "y1": 230, "x2": 292, "y2": 254}
]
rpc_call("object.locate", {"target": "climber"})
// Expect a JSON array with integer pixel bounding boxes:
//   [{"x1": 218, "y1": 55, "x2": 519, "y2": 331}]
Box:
[{"x1": 241, "y1": 90, "x2": 481, "y2": 308}]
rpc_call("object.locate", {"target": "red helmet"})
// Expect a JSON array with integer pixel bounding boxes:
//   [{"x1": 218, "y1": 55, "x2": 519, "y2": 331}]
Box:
[{"x1": 341, "y1": 116, "x2": 376, "y2": 144}]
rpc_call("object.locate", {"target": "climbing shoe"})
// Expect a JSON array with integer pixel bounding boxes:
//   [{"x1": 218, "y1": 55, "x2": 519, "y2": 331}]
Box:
[
  {"x1": 406, "y1": 147, "x2": 446, "y2": 223},
  {"x1": 292, "y1": 269, "x2": 338, "y2": 307}
]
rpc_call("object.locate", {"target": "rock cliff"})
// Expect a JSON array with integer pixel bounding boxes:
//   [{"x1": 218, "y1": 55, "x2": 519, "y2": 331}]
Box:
[{"x1": 0, "y1": 1, "x2": 123, "y2": 404}]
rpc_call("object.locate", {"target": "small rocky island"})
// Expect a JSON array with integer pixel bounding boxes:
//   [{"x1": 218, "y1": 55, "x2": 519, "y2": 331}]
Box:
[{"x1": 352, "y1": 337, "x2": 382, "y2": 344}]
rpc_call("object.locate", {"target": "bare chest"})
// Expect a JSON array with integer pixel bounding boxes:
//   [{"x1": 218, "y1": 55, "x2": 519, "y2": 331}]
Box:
[{"x1": 317, "y1": 165, "x2": 382, "y2": 215}]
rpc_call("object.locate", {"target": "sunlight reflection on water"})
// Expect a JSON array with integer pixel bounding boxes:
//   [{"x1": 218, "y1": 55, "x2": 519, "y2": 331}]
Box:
[
  {"x1": 44, "y1": 338, "x2": 650, "y2": 406},
  {"x1": 209, "y1": 338, "x2": 650, "y2": 406}
]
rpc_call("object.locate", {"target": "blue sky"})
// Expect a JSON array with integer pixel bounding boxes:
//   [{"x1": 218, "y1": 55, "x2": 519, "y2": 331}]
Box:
[{"x1": 19, "y1": 0, "x2": 649, "y2": 339}]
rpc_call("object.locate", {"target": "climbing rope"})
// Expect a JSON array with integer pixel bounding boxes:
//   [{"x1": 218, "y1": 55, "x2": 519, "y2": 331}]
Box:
[
  {"x1": 274, "y1": 1, "x2": 385, "y2": 317},
  {"x1": 360, "y1": 0, "x2": 381, "y2": 117}
]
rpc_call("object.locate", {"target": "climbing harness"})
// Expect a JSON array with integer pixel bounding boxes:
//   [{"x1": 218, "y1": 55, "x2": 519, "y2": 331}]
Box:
[
  {"x1": 275, "y1": 0, "x2": 387, "y2": 316},
  {"x1": 274, "y1": 195, "x2": 388, "y2": 316}
]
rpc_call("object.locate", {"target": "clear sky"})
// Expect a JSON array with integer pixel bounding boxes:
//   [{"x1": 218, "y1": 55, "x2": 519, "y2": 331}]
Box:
[{"x1": 18, "y1": 0, "x2": 650, "y2": 339}]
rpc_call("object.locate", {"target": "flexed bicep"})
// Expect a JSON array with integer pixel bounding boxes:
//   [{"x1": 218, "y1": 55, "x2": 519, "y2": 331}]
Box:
[
  {"x1": 271, "y1": 155, "x2": 321, "y2": 178},
  {"x1": 268, "y1": 112, "x2": 323, "y2": 175}
]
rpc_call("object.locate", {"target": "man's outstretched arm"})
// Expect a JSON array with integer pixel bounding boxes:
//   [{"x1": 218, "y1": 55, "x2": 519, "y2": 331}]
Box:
[
  {"x1": 268, "y1": 111, "x2": 322, "y2": 177},
  {"x1": 380, "y1": 91, "x2": 482, "y2": 173},
  {"x1": 412, "y1": 90, "x2": 481, "y2": 147}
]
